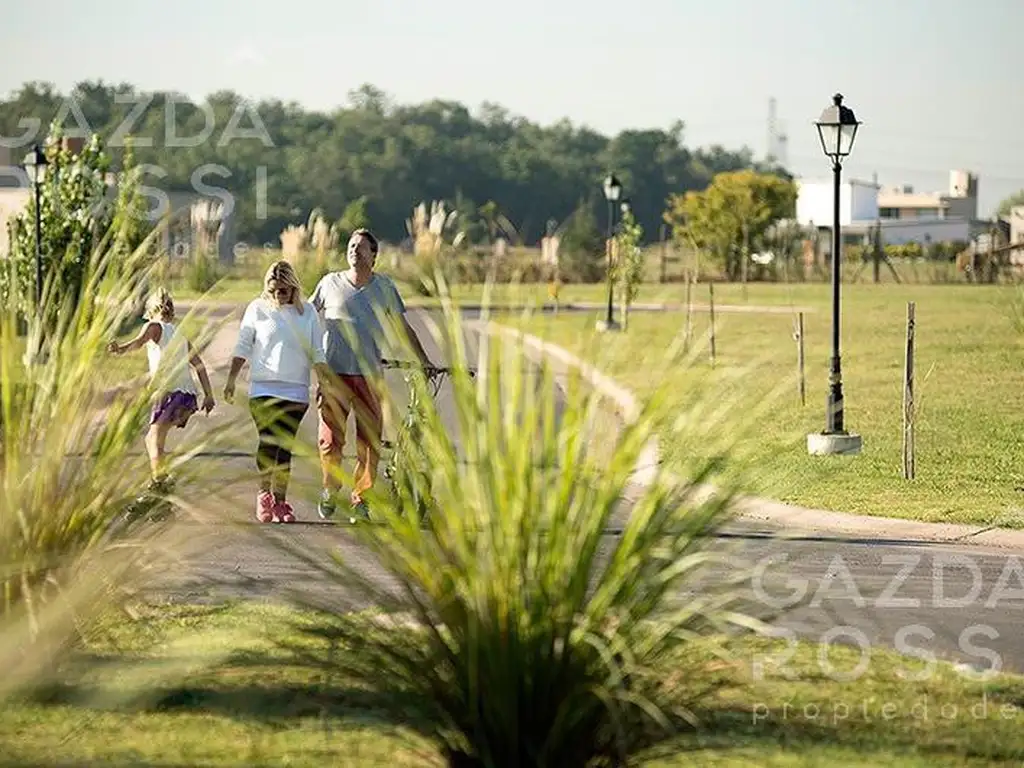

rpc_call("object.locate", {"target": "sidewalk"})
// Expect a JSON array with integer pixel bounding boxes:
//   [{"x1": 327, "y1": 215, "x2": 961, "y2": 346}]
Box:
[
  {"x1": 467, "y1": 316, "x2": 1024, "y2": 552},
  {"x1": 136, "y1": 299, "x2": 1024, "y2": 551}
]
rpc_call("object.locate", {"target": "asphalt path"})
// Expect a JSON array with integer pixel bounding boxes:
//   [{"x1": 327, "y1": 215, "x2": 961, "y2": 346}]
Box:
[{"x1": 138, "y1": 304, "x2": 1024, "y2": 678}]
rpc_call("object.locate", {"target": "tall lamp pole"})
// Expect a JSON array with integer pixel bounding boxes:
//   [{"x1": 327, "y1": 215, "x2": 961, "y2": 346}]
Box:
[
  {"x1": 22, "y1": 144, "x2": 48, "y2": 310},
  {"x1": 808, "y1": 93, "x2": 863, "y2": 456},
  {"x1": 598, "y1": 173, "x2": 622, "y2": 332}
]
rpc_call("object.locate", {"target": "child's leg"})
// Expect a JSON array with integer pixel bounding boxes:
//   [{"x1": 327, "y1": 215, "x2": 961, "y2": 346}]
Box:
[
  {"x1": 270, "y1": 401, "x2": 309, "y2": 501},
  {"x1": 144, "y1": 422, "x2": 172, "y2": 481}
]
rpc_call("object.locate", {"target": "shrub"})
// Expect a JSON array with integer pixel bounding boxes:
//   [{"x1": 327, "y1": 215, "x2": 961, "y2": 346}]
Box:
[
  {"x1": 184, "y1": 252, "x2": 223, "y2": 294},
  {"x1": 0, "y1": 233, "x2": 237, "y2": 698},
  {"x1": 266, "y1": 274, "x2": 767, "y2": 767}
]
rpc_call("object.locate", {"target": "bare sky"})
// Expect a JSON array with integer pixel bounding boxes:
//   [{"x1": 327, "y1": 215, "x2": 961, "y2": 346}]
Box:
[{"x1": 1, "y1": 0, "x2": 1019, "y2": 214}]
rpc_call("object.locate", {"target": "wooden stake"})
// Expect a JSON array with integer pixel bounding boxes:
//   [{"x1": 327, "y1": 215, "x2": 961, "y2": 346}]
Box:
[
  {"x1": 795, "y1": 311, "x2": 806, "y2": 406},
  {"x1": 902, "y1": 301, "x2": 916, "y2": 479},
  {"x1": 708, "y1": 281, "x2": 716, "y2": 367},
  {"x1": 683, "y1": 268, "x2": 694, "y2": 352},
  {"x1": 659, "y1": 223, "x2": 668, "y2": 283}
]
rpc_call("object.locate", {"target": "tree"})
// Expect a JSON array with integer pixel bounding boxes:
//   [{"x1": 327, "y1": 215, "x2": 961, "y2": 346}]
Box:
[
  {"x1": 335, "y1": 195, "x2": 371, "y2": 243},
  {"x1": 614, "y1": 209, "x2": 645, "y2": 330},
  {"x1": 997, "y1": 190, "x2": 1024, "y2": 219},
  {"x1": 2, "y1": 123, "x2": 149, "y2": 330},
  {"x1": 557, "y1": 202, "x2": 605, "y2": 282},
  {"x1": 0, "y1": 80, "x2": 770, "y2": 252},
  {"x1": 663, "y1": 170, "x2": 797, "y2": 281}
]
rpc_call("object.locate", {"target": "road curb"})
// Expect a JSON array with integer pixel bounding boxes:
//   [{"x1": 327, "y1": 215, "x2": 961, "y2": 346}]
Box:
[
  {"x1": 443, "y1": 301, "x2": 813, "y2": 315},
  {"x1": 466, "y1": 317, "x2": 1024, "y2": 551}
]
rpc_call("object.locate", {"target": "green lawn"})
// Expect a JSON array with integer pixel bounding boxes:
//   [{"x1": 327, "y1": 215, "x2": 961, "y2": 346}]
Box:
[
  {"x1": 5, "y1": 336, "x2": 148, "y2": 390},
  {"x1": 512, "y1": 282, "x2": 1024, "y2": 526},
  {"x1": 3, "y1": 603, "x2": 1022, "y2": 766},
  {"x1": 168, "y1": 278, "x2": 1024, "y2": 525}
]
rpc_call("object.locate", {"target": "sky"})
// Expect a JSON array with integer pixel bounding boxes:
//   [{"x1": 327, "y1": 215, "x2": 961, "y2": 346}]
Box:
[{"x1": 0, "y1": 0, "x2": 1020, "y2": 215}]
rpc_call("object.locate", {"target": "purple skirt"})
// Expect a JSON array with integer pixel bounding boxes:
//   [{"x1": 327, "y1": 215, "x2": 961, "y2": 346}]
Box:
[{"x1": 151, "y1": 390, "x2": 199, "y2": 428}]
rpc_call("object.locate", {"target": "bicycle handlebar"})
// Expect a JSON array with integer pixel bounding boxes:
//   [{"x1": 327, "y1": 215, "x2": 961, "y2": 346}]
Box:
[{"x1": 381, "y1": 358, "x2": 476, "y2": 377}]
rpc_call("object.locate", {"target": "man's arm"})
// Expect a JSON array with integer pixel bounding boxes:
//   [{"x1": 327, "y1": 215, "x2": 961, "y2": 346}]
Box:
[
  {"x1": 400, "y1": 314, "x2": 435, "y2": 369},
  {"x1": 310, "y1": 277, "x2": 326, "y2": 317},
  {"x1": 388, "y1": 279, "x2": 435, "y2": 368}
]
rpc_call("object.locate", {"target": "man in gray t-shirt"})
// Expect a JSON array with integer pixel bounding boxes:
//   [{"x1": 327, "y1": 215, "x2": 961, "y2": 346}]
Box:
[{"x1": 310, "y1": 228, "x2": 435, "y2": 519}]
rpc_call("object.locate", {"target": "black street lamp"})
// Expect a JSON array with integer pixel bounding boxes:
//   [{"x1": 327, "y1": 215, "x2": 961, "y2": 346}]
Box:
[
  {"x1": 22, "y1": 144, "x2": 48, "y2": 309},
  {"x1": 599, "y1": 173, "x2": 622, "y2": 331},
  {"x1": 809, "y1": 93, "x2": 862, "y2": 456}
]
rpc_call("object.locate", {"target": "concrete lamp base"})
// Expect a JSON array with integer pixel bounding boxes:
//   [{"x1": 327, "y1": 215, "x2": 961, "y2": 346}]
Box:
[
  {"x1": 807, "y1": 431, "x2": 863, "y2": 456},
  {"x1": 595, "y1": 318, "x2": 622, "y2": 332}
]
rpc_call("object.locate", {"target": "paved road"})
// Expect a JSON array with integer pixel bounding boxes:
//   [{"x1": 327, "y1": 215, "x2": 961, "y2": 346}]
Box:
[{"x1": 142, "y1": 304, "x2": 1024, "y2": 676}]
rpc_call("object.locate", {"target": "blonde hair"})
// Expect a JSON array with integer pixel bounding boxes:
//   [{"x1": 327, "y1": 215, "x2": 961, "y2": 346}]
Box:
[
  {"x1": 144, "y1": 288, "x2": 175, "y2": 322},
  {"x1": 262, "y1": 260, "x2": 305, "y2": 315}
]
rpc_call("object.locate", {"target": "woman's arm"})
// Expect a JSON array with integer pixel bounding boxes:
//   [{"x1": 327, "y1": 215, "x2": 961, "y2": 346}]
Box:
[
  {"x1": 308, "y1": 303, "x2": 336, "y2": 395},
  {"x1": 223, "y1": 356, "x2": 246, "y2": 403},
  {"x1": 224, "y1": 302, "x2": 257, "y2": 402}
]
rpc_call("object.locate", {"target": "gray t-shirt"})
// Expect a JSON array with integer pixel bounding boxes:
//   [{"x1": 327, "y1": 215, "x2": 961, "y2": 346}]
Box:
[{"x1": 310, "y1": 271, "x2": 406, "y2": 375}]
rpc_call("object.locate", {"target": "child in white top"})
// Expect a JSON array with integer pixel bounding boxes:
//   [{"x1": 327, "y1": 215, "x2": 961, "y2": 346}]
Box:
[
  {"x1": 224, "y1": 260, "x2": 329, "y2": 523},
  {"x1": 108, "y1": 289, "x2": 215, "y2": 487}
]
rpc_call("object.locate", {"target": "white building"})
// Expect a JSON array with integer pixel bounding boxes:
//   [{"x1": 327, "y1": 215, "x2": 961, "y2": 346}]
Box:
[
  {"x1": 795, "y1": 169, "x2": 984, "y2": 246},
  {"x1": 796, "y1": 178, "x2": 879, "y2": 228}
]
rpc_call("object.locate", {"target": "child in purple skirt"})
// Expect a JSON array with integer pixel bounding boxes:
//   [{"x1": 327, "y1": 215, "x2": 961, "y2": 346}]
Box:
[{"x1": 108, "y1": 289, "x2": 215, "y2": 490}]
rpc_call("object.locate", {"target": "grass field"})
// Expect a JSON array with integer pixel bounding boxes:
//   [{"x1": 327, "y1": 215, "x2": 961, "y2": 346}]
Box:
[
  {"x1": 3, "y1": 603, "x2": 1022, "y2": 766},
  {"x1": 510, "y1": 282, "x2": 1024, "y2": 526},
  {"x1": 150, "y1": 275, "x2": 1024, "y2": 525}
]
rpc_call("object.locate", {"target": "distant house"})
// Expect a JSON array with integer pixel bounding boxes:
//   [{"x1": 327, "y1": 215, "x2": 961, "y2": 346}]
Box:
[
  {"x1": 877, "y1": 171, "x2": 979, "y2": 221},
  {"x1": 795, "y1": 169, "x2": 989, "y2": 248},
  {"x1": 0, "y1": 139, "x2": 236, "y2": 262}
]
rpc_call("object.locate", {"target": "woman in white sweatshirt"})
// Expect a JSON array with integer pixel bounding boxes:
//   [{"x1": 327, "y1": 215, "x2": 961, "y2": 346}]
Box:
[{"x1": 223, "y1": 260, "x2": 329, "y2": 523}]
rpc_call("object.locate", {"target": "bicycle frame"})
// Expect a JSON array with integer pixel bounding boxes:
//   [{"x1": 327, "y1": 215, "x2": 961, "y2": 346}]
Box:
[{"x1": 379, "y1": 358, "x2": 472, "y2": 520}]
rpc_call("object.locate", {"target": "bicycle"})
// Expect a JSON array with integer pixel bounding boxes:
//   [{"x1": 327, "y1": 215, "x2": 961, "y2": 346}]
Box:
[{"x1": 359, "y1": 358, "x2": 474, "y2": 525}]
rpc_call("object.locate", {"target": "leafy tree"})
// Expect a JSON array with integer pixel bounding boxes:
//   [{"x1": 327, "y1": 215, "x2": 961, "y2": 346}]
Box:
[
  {"x1": 614, "y1": 208, "x2": 645, "y2": 330},
  {"x1": 0, "y1": 81, "x2": 769, "y2": 254},
  {"x1": 335, "y1": 195, "x2": 371, "y2": 243},
  {"x1": 997, "y1": 190, "x2": 1024, "y2": 218},
  {"x1": 557, "y1": 201, "x2": 605, "y2": 282},
  {"x1": 663, "y1": 169, "x2": 797, "y2": 281},
  {"x1": 2, "y1": 123, "x2": 149, "y2": 329}
]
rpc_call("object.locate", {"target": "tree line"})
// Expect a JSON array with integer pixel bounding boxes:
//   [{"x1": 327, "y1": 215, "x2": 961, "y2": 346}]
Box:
[{"x1": 0, "y1": 81, "x2": 787, "y2": 247}]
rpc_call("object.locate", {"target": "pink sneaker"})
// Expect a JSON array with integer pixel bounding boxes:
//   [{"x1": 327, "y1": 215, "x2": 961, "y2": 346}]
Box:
[
  {"x1": 273, "y1": 499, "x2": 296, "y2": 524},
  {"x1": 256, "y1": 491, "x2": 275, "y2": 523}
]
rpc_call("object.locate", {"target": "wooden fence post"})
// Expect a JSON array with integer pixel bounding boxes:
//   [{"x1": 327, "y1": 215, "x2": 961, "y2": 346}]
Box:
[
  {"x1": 795, "y1": 311, "x2": 806, "y2": 406},
  {"x1": 708, "y1": 281, "x2": 717, "y2": 367},
  {"x1": 902, "y1": 301, "x2": 916, "y2": 479},
  {"x1": 683, "y1": 268, "x2": 694, "y2": 352}
]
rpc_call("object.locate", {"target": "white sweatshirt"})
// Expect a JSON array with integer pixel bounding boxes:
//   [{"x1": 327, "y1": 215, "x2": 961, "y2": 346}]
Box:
[{"x1": 232, "y1": 299, "x2": 327, "y2": 400}]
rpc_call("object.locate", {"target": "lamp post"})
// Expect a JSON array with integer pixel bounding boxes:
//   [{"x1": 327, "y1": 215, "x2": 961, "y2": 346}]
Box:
[
  {"x1": 807, "y1": 93, "x2": 863, "y2": 456},
  {"x1": 22, "y1": 144, "x2": 48, "y2": 309},
  {"x1": 598, "y1": 173, "x2": 622, "y2": 332}
]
